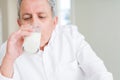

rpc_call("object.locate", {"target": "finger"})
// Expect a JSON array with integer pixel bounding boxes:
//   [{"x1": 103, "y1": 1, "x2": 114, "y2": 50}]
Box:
[
  {"x1": 9, "y1": 24, "x2": 34, "y2": 42},
  {"x1": 21, "y1": 24, "x2": 33, "y2": 29},
  {"x1": 19, "y1": 27, "x2": 33, "y2": 32},
  {"x1": 10, "y1": 30, "x2": 32, "y2": 42},
  {"x1": 16, "y1": 30, "x2": 32, "y2": 38},
  {"x1": 20, "y1": 31, "x2": 32, "y2": 37}
]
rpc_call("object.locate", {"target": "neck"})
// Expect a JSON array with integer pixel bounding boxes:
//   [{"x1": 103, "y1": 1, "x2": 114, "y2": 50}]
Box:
[{"x1": 40, "y1": 41, "x2": 49, "y2": 51}]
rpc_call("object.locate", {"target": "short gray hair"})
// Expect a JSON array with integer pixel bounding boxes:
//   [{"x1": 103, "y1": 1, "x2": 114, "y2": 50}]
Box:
[{"x1": 17, "y1": 0, "x2": 56, "y2": 19}]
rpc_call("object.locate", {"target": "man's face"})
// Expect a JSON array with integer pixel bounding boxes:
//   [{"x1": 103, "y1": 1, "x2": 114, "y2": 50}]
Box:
[{"x1": 18, "y1": 0, "x2": 58, "y2": 47}]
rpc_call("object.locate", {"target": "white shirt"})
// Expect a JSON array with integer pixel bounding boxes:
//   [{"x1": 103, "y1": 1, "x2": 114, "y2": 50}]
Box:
[{"x1": 0, "y1": 25, "x2": 113, "y2": 80}]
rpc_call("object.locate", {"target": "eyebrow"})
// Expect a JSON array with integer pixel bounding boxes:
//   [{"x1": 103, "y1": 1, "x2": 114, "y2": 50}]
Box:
[
  {"x1": 23, "y1": 12, "x2": 46, "y2": 15},
  {"x1": 22, "y1": 12, "x2": 47, "y2": 18},
  {"x1": 23, "y1": 13, "x2": 31, "y2": 15}
]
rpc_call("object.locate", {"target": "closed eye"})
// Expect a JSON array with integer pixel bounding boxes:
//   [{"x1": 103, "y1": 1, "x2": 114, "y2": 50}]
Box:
[
  {"x1": 23, "y1": 17, "x2": 32, "y2": 20},
  {"x1": 39, "y1": 16, "x2": 46, "y2": 19},
  {"x1": 22, "y1": 14, "x2": 32, "y2": 20}
]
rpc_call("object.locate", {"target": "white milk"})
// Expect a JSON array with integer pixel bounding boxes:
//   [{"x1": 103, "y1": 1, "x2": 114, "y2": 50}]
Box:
[{"x1": 23, "y1": 32, "x2": 41, "y2": 54}]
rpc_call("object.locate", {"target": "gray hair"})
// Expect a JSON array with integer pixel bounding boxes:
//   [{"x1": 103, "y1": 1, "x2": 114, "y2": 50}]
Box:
[{"x1": 17, "y1": 0, "x2": 56, "y2": 19}]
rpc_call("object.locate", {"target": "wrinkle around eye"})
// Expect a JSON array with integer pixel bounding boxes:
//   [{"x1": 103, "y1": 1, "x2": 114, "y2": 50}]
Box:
[
  {"x1": 38, "y1": 16, "x2": 46, "y2": 18},
  {"x1": 23, "y1": 17, "x2": 32, "y2": 20}
]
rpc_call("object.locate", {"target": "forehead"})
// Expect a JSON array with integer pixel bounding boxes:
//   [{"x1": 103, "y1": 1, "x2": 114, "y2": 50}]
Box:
[{"x1": 20, "y1": 0, "x2": 51, "y2": 13}]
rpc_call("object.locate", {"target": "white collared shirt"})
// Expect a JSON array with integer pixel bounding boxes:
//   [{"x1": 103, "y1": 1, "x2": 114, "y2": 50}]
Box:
[{"x1": 0, "y1": 25, "x2": 113, "y2": 80}]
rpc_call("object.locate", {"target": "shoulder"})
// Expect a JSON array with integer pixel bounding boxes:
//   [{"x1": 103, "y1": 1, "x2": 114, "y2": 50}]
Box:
[
  {"x1": 56, "y1": 24, "x2": 84, "y2": 39},
  {"x1": 55, "y1": 24, "x2": 85, "y2": 51}
]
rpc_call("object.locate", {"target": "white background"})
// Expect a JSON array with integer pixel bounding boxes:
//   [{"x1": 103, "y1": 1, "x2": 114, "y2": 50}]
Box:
[
  {"x1": 0, "y1": 0, "x2": 120, "y2": 80},
  {"x1": 72, "y1": 0, "x2": 120, "y2": 80}
]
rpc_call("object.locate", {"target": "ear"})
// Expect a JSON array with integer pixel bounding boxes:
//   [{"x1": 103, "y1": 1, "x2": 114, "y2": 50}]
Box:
[
  {"x1": 53, "y1": 16, "x2": 58, "y2": 28},
  {"x1": 17, "y1": 19, "x2": 22, "y2": 28}
]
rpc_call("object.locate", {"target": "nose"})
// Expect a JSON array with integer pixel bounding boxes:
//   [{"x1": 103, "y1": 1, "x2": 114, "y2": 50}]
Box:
[
  {"x1": 30, "y1": 15, "x2": 41, "y2": 32},
  {"x1": 31, "y1": 15, "x2": 40, "y2": 26}
]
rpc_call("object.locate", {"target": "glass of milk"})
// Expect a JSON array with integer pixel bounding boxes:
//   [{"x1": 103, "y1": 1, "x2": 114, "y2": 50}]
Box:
[{"x1": 23, "y1": 26, "x2": 41, "y2": 54}]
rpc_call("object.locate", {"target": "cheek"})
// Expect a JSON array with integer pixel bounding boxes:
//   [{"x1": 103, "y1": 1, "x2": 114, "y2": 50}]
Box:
[
  {"x1": 41, "y1": 25, "x2": 53, "y2": 35},
  {"x1": 21, "y1": 20, "x2": 29, "y2": 25},
  {"x1": 40, "y1": 21, "x2": 54, "y2": 33}
]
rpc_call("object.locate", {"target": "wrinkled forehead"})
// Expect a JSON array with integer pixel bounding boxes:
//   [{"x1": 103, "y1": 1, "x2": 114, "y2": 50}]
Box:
[
  {"x1": 20, "y1": 0, "x2": 49, "y2": 8},
  {"x1": 17, "y1": 0, "x2": 55, "y2": 18},
  {"x1": 21, "y1": 0, "x2": 49, "y2": 4},
  {"x1": 18, "y1": 0, "x2": 51, "y2": 8},
  {"x1": 20, "y1": 0, "x2": 52, "y2": 15},
  {"x1": 20, "y1": 0, "x2": 50, "y2": 10},
  {"x1": 21, "y1": 0, "x2": 48, "y2": 2},
  {"x1": 23, "y1": 0, "x2": 49, "y2": 1}
]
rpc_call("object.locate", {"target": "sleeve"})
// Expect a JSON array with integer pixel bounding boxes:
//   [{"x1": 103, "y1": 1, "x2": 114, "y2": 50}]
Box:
[
  {"x1": 0, "y1": 42, "x2": 21, "y2": 80},
  {"x1": 0, "y1": 42, "x2": 7, "y2": 65},
  {"x1": 76, "y1": 39, "x2": 113, "y2": 80},
  {"x1": 0, "y1": 65, "x2": 21, "y2": 80},
  {"x1": 0, "y1": 73, "x2": 13, "y2": 80},
  {"x1": 0, "y1": 42, "x2": 13, "y2": 80}
]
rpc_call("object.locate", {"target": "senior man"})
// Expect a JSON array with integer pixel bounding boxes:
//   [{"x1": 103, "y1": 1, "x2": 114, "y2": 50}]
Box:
[{"x1": 0, "y1": 0, "x2": 113, "y2": 80}]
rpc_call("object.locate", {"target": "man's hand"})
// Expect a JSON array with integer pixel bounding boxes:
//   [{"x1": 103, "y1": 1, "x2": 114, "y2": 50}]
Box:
[{"x1": 0, "y1": 25, "x2": 33, "y2": 78}]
